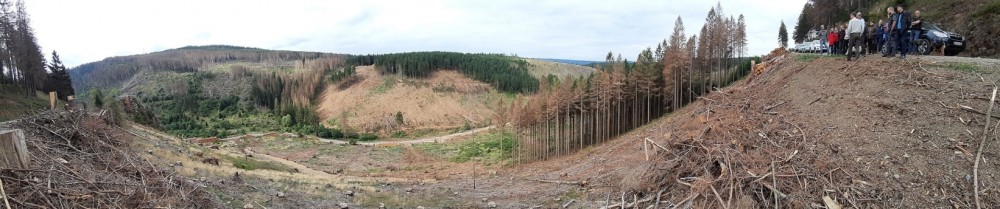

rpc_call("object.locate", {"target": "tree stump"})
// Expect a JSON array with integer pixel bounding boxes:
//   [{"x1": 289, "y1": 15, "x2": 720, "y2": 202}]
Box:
[{"x1": 0, "y1": 129, "x2": 29, "y2": 169}]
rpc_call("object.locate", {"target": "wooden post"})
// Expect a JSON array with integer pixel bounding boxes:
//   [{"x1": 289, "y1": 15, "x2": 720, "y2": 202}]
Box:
[
  {"x1": 0, "y1": 129, "x2": 29, "y2": 169},
  {"x1": 67, "y1": 96, "x2": 75, "y2": 110},
  {"x1": 49, "y1": 92, "x2": 56, "y2": 110}
]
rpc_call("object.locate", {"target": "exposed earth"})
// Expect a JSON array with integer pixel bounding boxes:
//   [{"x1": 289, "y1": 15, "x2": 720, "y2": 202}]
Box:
[{"x1": 3, "y1": 53, "x2": 1000, "y2": 208}]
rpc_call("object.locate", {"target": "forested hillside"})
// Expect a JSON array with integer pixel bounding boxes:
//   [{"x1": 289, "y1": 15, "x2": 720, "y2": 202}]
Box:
[
  {"x1": 349, "y1": 52, "x2": 539, "y2": 93},
  {"x1": 68, "y1": 46, "x2": 595, "y2": 139},
  {"x1": 0, "y1": 0, "x2": 74, "y2": 102},
  {"x1": 69, "y1": 45, "x2": 342, "y2": 94},
  {"x1": 504, "y1": 4, "x2": 760, "y2": 162}
]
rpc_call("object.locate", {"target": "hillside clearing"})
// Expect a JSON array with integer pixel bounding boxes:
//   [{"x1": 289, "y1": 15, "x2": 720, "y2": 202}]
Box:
[{"x1": 316, "y1": 65, "x2": 502, "y2": 135}]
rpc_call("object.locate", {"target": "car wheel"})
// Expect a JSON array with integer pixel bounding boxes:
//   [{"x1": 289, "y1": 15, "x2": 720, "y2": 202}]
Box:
[{"x1": 916, "y1": 39, "x2": 932, "y2": 55}]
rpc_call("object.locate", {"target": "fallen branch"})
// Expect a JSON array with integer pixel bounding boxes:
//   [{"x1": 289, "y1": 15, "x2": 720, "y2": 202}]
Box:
[
  {"x1": 763, "y1": 101, "x2": 787, "y2": 111},
  {"x1": 525, "y1": 178, "x2": 583, "y2": 186},
  {"x1": 808, "y1": 97, "x2": 822, "y2": 105},
  {"x1": 562, "y1": 199, "x2": 575, "y2": 208},
  {"x1": 974, "y1": 87, "x2": 997, "y2": 209},
  {"x1": 960, "y1": 105, "x2": 1000, "y2": 120},
  {"x1": 602, "y1": 194, "x2": 656, "y2": 209},
  {"x1": 0, "y1": 177, "x2": 10, "y2": 209},
  {"x1": 822, "y1": 196, "x2": 843, "y2": 209},
  {"x1": 940, "y1": 102, "x2": 1000, "y2": 120}
]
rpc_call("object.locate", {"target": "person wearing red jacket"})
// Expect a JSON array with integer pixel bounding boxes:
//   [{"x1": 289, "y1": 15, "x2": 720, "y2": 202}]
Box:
[{"x1": 827, "y1": 30, "x2": 838, "y2": 55}]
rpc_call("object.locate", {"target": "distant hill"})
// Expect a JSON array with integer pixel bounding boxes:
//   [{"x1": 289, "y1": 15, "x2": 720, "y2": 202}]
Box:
[
  {"x1": 525, "y1": 58, "x2": 597, "y2": 79},
  {"x1": 533, "y1": 58, "x2": 600, "y2": 66},
  {"x1": 68, "y1": 45, "x2": 343, "y2": 94}
]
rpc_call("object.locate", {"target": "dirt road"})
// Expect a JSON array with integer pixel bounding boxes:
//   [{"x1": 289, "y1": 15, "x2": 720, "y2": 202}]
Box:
[{"x1": 318, "y1": 126, "x2": 495, "y2": 146}]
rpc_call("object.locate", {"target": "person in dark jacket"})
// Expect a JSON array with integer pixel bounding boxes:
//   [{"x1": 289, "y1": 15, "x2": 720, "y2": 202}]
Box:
[
  {"x1": 893, "y1": 4, "x2": 911, "y2": 58},
  {"x1": 867, "y1": 21, "x2": 876, "y2": 54},
  {"x1": 883, "y1": 7, "x2": 897, "y2": 57},
  {"x1": 875, "y1": 20, "x2": 885, "y2": 54},
  {"x1": 837, "y1": 26, "x2": 846, "y2": 54},
  {"x1": 909, "y1": 10, "x2": 923, "y2": 55}
]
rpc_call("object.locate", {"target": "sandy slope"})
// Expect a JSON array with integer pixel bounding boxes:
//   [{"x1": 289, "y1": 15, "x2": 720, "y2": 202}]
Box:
[{"x1": 316, "y1": 66, "x2": 498, "y2": 134}]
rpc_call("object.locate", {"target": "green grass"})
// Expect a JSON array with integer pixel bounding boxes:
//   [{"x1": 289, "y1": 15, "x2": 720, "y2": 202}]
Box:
[
  {"x1": 371, "y1": 77, "x2": 398, "y2": 95},
  {"x1": 0, "y1": 84, "x2": 49, "y2": 121},
  {"x1": 974, "y1": 1, "x2": 1000, "y2": 17},
  {"x1": 355, "y1": 191, "x2": 469, "y2": 208},
  {"x1": 936, "y1": 62, "x2": 986, "y2": 73},
  {"x1": 795, "y1": 54, "x2": 847, "y2": 62},
  {"x1": 414, "y1": 131, "x2": 516, "y2": 164},
  {"x1": 219, "y1": 154, "x2": 296, "y2": 172}
]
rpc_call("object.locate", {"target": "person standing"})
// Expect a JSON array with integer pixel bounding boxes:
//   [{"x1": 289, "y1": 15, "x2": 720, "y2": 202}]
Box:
[
  {"x1": 847, "y1": 12, "x2": 866, "y2": 61},
  {"x1": 875, "y1": 20, "x2": 885, "y2": 54},
  {"x1": 828, "y1": 29, "x2": 838, "y2": 55},
  {"x1": 837, "y1": 25, "x2": 846, "y2": 54},
  {"x1": 893, "y1": 4, "x2": 912, "y2": 58},
  {"x1": 883, "y1": 7, "x2": 897, "y2": 57},
  {"x1": 867, "y1": 21, "x2": 876, "y2": 54},
  {"x1": 909, "y1": 10, "x2": 924, "y2": 54},
  {"x1": 819, "y1": 25, "x2": 828, "y2": 54}
]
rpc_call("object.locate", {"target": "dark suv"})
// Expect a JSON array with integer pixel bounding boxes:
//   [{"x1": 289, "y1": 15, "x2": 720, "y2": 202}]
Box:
[{"x1": 915, "y1": 23, "x2": 966, "y2": 56}]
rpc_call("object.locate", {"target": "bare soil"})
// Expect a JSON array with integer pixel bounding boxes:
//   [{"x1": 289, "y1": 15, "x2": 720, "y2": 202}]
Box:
[
  {"x1": 9, "y1": 53, "x2": 999, "y2": 208},
  {"x1": 491, "y1": 53, "x2": 1000, "y2": 208},
  {"x1": 316, "y1": 66, "x2": 500, "y2": 134}
]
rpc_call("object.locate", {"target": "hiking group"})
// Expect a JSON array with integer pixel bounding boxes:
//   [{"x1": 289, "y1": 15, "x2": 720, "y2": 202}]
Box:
[{"x1": 817, "y1": 4, "x2": 923, "y2": 61}]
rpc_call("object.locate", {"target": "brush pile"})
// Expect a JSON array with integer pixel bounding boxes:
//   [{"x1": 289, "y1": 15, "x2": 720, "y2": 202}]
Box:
[{"x1": 0, "y1": 111, "x2": 216, "y2": 208}]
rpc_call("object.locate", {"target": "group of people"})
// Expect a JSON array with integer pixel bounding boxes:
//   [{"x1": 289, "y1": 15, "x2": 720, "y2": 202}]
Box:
[{"x1": 817, "y1": 5, "x2": 923, "y2": 60}]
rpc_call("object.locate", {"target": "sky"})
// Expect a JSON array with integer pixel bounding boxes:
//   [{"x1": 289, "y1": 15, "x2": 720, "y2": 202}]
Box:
[{"x1": 27, "y1": 0, "x2": 807, "y2": 67}]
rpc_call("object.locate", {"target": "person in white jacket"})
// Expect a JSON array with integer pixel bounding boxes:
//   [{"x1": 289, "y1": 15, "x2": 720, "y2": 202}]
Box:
[{"x1": 846, "y1": 12, "x2": 866, "y2": 61}]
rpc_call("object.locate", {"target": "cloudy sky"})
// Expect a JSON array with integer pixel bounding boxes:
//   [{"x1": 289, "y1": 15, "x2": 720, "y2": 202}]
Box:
[{"x1": 28, "y1": 0, "x2": 807, "y2": 67}]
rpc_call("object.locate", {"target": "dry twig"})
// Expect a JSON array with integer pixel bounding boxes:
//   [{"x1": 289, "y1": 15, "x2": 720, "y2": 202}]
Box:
[{"x1": 974, "y1": 87, "x2": 996, "y2": 209}]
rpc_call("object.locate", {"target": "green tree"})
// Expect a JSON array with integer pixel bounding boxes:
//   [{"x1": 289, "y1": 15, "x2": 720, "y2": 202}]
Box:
[
  {"x1": 793, "y1": 3, "x2": 812, "y2": 43},
  {"x1": 91, "y1": 88, "x2": 104, "y2": 108},
  {"x1": 46, "y1": 51, "x2": 74, "y2": 100},
  {"x1": 778, "y1": 21, "x2": 789, "y2": 48}
]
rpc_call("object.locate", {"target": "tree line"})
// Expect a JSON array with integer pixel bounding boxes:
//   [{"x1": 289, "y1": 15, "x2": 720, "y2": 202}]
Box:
[
  {"x1": 505, "y1": 3, "x2": 760, "y2": 162},
  {"x1": 348, "y1": 52, "x2": 539, "y2": 93},
  {"x1": 0, "y1": 0, "x2": 74, "y2": 99},
  {"x1": 69, "y1": 45, "x2": 342, "y2": 96}
]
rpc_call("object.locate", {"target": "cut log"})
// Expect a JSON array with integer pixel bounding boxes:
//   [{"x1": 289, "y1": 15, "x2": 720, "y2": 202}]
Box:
[{"x1": 0, "y1": 129, "x2": 29, "y2": 169}]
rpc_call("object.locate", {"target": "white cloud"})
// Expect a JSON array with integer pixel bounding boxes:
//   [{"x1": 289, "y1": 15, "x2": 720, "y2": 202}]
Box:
[{"x1": 27, "y1": 0, "x2": 807, "y2": 67}]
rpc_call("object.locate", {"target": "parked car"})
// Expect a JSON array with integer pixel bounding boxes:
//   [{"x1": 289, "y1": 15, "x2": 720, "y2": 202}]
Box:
[{"x1": 915, "y1": 23, "x2": 966, "y2": 56}]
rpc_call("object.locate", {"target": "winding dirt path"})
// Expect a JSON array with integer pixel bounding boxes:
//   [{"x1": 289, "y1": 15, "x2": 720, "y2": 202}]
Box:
[
  {"x1": 224, "y1": 126, "x2": 495, "y2": 146},
  {"x1": 126, "y1": 124, "x2": 437, "y2": 186}
]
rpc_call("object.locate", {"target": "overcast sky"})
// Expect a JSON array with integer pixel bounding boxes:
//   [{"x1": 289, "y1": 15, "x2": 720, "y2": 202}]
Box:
[{"x1": 28, "y1": 0, "x2": 807, "y2": 67}]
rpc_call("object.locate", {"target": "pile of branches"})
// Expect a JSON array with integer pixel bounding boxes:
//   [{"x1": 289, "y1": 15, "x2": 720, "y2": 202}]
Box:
[
  {"x1": 1, "y1": 111, "x2": 216, "y2": 208},
  {"x1": 608, "y1": 56, "x2": 877, "y2": 208}
]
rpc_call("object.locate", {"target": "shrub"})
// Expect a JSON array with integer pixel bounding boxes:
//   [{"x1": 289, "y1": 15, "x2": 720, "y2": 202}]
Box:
[
  {"x1": 358, "y1": 133, "x2": 379, "y2": 141},
  {"x1": 391, "y1": 131, "x2": 407, "y2": 138}
]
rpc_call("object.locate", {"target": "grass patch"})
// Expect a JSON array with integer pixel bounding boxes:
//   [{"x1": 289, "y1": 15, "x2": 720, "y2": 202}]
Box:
[
  {"x1": 371, "y1": 77, "x2": 397, "y2": 95},
  {"x1": 355, "y1": 191, "x2": 468, "y2": 208},
  {"x1": 219, "y1": 154, "x2": 296, "y2": 172},
  {"x1": 795, "y1": 54, "x2": 845, "y2": 62},
  {"x1": 974, "y1": 1, "x2": 1000, "y2": 17},
  {"x1": 414, "y1": 131, "x2": 516, "y2": 164},
  {"x1": 0, "y1": 84, "x2": 49, "y2": 121},
  {"x1": 936, "y1": 62, "x2": 985, "y2": 73},
  {"x1": 795, "y1": 54, "x2": 821, "y2": 62}
]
